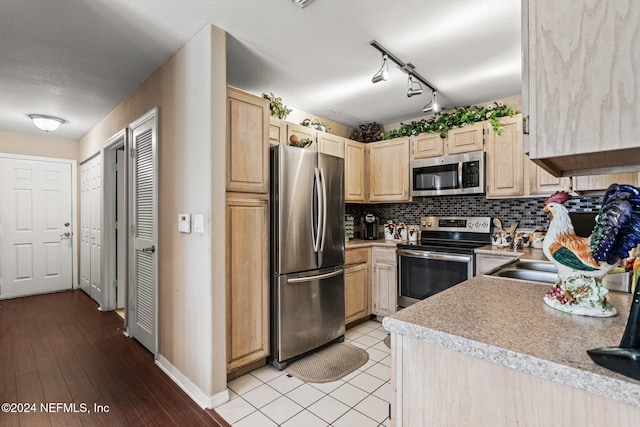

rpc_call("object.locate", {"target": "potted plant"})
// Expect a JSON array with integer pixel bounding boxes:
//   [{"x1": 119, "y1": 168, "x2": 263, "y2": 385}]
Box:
[{"x1": 262, "y1": 92, "x2": 292, "y2": 120}]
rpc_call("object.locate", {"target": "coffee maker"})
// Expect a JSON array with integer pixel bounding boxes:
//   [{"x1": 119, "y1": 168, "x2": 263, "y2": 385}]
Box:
[{"x1": 361, "y1": 213, "x2": 379, "y2": 240}]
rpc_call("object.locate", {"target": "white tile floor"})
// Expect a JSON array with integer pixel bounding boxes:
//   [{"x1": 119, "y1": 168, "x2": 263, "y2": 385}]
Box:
[{"x1": 216, "y1": 319, "x2": 391, "y2": 427}]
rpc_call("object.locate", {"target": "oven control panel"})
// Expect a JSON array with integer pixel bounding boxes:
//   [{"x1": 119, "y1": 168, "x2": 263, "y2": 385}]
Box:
[{"x1": 419, "y1": 216, "x2": 491, "y2": 233}]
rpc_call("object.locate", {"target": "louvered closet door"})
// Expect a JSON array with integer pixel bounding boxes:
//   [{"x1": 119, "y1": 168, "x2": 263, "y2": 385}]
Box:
[{"x1": 129, "y1": 108, "x2": 158, "y2": 354}]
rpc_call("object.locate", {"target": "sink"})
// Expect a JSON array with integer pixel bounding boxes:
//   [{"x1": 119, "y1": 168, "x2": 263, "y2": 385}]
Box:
[
  {"x1": 489, "y1": 268, "x2": 558, "y2": 284},
  {"x1": 485, "y1": 258, "x2": 630, "y2": 292}
]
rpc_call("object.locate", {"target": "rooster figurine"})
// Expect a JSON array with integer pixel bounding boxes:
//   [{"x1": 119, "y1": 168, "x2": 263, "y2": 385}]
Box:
[{"x1": 542, "y1": 184, "x2": 640, "y2": 317}]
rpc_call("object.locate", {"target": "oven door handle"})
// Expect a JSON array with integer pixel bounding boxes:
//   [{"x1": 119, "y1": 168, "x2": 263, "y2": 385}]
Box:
[{"x1": 397, "y1": 249, "x2": 472, "y2": 263}]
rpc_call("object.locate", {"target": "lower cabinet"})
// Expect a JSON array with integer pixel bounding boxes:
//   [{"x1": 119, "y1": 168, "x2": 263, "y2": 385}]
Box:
[
  {"x1": 345, "y1": 248, "x2": 371, "y2": 324},
  {"x1": 226, "y1": 193, "x2": 270, "y2": 373},
  {"x1": 372, "y1": 247, "x2": 397, "y2": 317}
]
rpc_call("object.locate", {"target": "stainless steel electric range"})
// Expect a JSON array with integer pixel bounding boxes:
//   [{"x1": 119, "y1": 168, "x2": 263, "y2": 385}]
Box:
[{"x1": 396, "y1": 216, "x2": 491, "y2": 308}]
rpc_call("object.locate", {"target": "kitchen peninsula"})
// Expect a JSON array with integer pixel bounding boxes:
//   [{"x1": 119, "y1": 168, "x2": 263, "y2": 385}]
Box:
[{"x1": 383, "y1": 273, "x2": 640, "y2": 426}]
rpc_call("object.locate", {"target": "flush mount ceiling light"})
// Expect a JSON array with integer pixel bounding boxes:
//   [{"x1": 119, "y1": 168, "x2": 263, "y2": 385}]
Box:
[
  {"x1": 423, "y1": 91, "x2": 441, "y2": 113},
  {"x1": 406, "y1": 74, "x2": 423, "y2": 97},
  {"x1": 29, "y1": 114, "x2": 65, "y2": 132},
  {"x1": 371, "y1": 54, "x2": 389, "y2": 83}
]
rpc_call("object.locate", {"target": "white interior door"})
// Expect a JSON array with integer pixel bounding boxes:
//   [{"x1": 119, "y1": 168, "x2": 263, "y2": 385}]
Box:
[
  {"x1": 129, "y1": 108, "x2": 158, "y2": 354},
  {"x1": 0, "y1": 157, "x2": 73, "y2": 299},
  {"x1": 80, "y1": 155, "x2": 102, "y2": 305},
  {"x1": 116, "y1": 148, "x2": 126, "y2": 309}
]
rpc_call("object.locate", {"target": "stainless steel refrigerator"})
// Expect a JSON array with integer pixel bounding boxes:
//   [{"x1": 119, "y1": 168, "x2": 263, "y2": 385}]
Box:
[{"x1": 270, "y1": 145, "x2": 345, "y2": 369}]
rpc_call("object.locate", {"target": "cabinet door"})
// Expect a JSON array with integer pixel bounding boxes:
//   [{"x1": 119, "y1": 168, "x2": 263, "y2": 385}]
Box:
[
  {"x1": 286, "y1": 123, "x2": 317, "y2": 151},
  {"x1": 486, "y1": 115, "x2": 524, "y2": 198},
  {"x1": 345, "y1": 263, "x2": 370, "y2": 324},
  {"x1": 368, "y1": 138, "x2": 410, "y2": 202},
  {"x1": 572, "y1": 173, "x2": 640, "y2": 193},
  {"x1": 227, "y1": 87, "x2": 269, "y2": 193},
  {"x1": 226, "y1": 194, "x2": 269, "y2": 371},
  {"x1": 372, "y1": 263, "x2": 396, "y2": 317},
  {"x1": 317, "y1": 132, "x2": 345, "y2": 158},
  {"x1": 447, "y1": 122, "x2": 484, "y2": 154},
  {"x1": 528, "y1": 160, "x2": 571, "y2": 195},
  {"x1": 269, "y1": 117, "x2": 286, "y2": 146},
  {"x1": 525, "y1": 0, "x2": 640, "y2": 172},
  {"x1": 412, "y1": 133, "x2": 444, "y2": 159},
  {"x1": 345, "y1": 139, "x2": 367, "y2": 203}
]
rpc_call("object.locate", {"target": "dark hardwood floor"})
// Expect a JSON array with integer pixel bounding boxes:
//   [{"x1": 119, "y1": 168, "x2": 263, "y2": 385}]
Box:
[{"x1": 0, "y1": 290, "x2": 230, "y2": 427}]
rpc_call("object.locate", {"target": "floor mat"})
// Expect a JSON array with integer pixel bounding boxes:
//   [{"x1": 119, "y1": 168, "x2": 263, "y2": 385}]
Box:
[{"x1": 285, "y1": 342, "x2": 369, "y2": 383}]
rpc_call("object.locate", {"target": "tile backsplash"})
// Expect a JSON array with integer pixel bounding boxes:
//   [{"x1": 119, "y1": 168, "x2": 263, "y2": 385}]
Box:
[{"x1": 346, "y1": 195, "x2": 602, "y2": 234}]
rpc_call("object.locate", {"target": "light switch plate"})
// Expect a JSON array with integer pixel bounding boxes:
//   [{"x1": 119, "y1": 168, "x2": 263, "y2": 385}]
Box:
[
  {"x1": 178, "y1": 214, "x2": 191, "y2": 233},
  {"x1": 193, "y1": 214, "x2": 204, "y2": 233}
]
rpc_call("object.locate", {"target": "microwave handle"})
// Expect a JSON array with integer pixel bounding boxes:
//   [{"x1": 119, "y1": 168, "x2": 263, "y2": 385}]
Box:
[{"x1": 457, "y1": 161, "x2": 463, "y2": 190}]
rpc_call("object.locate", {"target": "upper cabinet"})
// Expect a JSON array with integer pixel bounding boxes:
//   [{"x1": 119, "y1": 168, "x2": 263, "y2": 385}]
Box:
[
  {"x1": 447, "y1": 122, "x2": 485, "y2": 154},
  {"x1": 227, "y1": 87, "x2": 269, "y2": 193},
  {"x1": 286, "y1": 123, "x2": 317, "y2": 152},
  {"x1": 572, "y1": 173, "x2": 640, "y2": 193},
  {"x1": 368, "y1": 137, "x2": 410, "y2": 203},
  {"x1": 269, "y1": 117, "x2": 286, "y2": 146},
  {"x1": 317, "y1": 132, "x2": 345, "y2": 158},
  {"x1": 523, "y1": 0, "x2": 640, "y2": 176},
  {"x1": 528, "y1": 160, "x2": 571, "y2": 196},
  {"x1": 485, "y1": 116, "x2": 524, "y2": 198},
  {"x1": 411, "y1": 133, "x2": 445, "y2": 159},
  {"x1": 345, "y1": 139, "x2": 367, "y2": 203}
]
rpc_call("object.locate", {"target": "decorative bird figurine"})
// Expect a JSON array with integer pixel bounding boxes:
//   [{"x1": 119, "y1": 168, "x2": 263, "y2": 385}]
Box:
[{"x1": 542, "y1": 184, "x2": 640, "y2": 317}]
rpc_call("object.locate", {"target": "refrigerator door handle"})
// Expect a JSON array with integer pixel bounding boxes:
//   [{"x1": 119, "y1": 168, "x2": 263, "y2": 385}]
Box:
[
  {"x1": 319, "y1": 167, "x2": 327, "y2": 251},
  {"x1": 311, "y1": 167, "x2": 321, "y2": 253},
  {"x1": 286, "y1": 268, "x2": 344, "y2": 283}
]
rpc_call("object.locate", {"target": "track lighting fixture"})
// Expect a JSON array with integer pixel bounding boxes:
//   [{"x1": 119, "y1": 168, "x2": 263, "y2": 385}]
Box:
[
  {"x1": 422, "y1": 91, "x2": 441, "y2": 113},
  {"x1": 369, "y1": 40, "x2": 441, "y2": 111},
  {"x1": 406, "y1": 74, "x2": 423, "y2": 97},
  {"x1": 371, "y1": 54, "x2": 389, "y2": 83}
]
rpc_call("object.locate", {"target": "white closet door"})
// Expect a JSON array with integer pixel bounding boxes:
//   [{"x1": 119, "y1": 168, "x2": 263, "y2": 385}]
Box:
[
  {"x1": 0, "y1": 157, "x2": 73, "y2": 299},
  {"x1": 80, "y1": 155, "x2": 102, "y2": 305},
  {"x1": 129, "y1": 108, "x2": 158, "y2": 354}
]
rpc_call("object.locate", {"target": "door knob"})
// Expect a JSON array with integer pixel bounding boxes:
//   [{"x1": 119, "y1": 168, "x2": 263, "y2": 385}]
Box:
[
  {"x1": 64, "y1": 222, "x2": 70, "y2": 227},
  {"x1": 60, "y1": 232, "x2": 71, "y2": 239},
  {"x1": 142, "y1": 245, "x2": 156, "y2": 254}
]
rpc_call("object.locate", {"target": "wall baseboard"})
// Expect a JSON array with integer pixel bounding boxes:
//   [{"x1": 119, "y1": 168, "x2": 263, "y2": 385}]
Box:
[{"x1": 156, "y1": 354, "x2": 229, "y2": 409}]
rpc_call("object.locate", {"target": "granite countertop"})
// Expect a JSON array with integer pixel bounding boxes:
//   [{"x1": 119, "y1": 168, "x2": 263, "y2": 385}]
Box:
[{"x1": 383, "y1": 274, "x2": 640, "y2": 407}]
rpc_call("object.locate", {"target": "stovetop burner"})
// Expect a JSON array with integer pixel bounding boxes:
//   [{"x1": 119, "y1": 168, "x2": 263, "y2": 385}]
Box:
[{"x1": 399, "y1": 216, "x2": 492, "y2": 254}]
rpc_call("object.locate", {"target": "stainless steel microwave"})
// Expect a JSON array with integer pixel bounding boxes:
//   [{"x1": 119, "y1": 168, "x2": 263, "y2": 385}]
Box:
[{"x1": 410, "y1": 150, "x2": 484, "y2": 197}]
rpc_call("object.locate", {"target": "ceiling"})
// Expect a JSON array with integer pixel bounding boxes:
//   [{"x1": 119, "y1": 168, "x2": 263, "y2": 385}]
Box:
[{"x1": 0, "y1": 0, "x2": 521, "y2": 141}]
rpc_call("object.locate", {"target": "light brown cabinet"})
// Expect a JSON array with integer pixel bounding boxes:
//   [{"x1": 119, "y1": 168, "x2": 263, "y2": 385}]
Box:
[
  {"x1": 344, "y1": 248, "x2": 371, "y2": 325},
  {"x1": 226, "y1": 87, "x2": 270, "y2": 375},
  {"x1": 528, "y1": 160, "x2": 571, "y2": 196},
  {"x1": 269, "y1": 117, "x2": 286, "y2": 146},
  {"x1": 317, "y1": 132, "x2": 345, "y2": 158},
  {"x1": 368, "y1": 137, "x2": 410, "y2": 203},
  {"x1": 411, "y1": 133, "x2": 445, "y2": 159},
  {"x1": 485, "y1": 115, "x2": 524, "y2": 198},
  {"x1": 226, "y1": 87, "x2": 269, "y2": 193},
  {"x1": 372, "y1": 247, "x2": 397, "y2": 317},
  {"x1": 225, "y1": 193, "x2": 269, "y2": 372},
  {"x1": 345, "y1": 139, "x2": 367, "y2": 203},
  {"x1": 523, "y1": 0, "x2": 640, "y2": 175},
  {"x1": 447, "y1": 122, "x2": 485, "y2": 154},
  {"x1": 286, "y1": 122, "x2": 317, "y2": 151},
  {"x1": 572, "y1": 173, "x2": 640, "y2": 193}
]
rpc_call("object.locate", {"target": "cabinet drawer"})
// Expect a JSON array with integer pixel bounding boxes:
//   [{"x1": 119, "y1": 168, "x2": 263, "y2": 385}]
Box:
[
  {"x1": 373, "y1": 247, "x2": 396, "y2": 264},
  {"x1": 346, "y1": 248, "x2": 369, "y2": 266}
]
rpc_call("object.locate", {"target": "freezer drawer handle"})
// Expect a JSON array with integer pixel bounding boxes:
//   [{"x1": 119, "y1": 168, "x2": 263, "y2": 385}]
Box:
[{"x1": 286, "y1": 268, "x2": 344, "y2": 284}]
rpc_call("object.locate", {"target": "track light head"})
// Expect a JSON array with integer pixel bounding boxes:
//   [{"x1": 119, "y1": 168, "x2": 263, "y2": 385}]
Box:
[
  {"x1": 406, "y1": 74, "x2": 423, "y2": 97},
  {"x1": 432, "y1": 92, "x2": 440, "y2": 112},
  {"x1": 372, "y1": 54, "x2": 389, "y2": 84}
]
